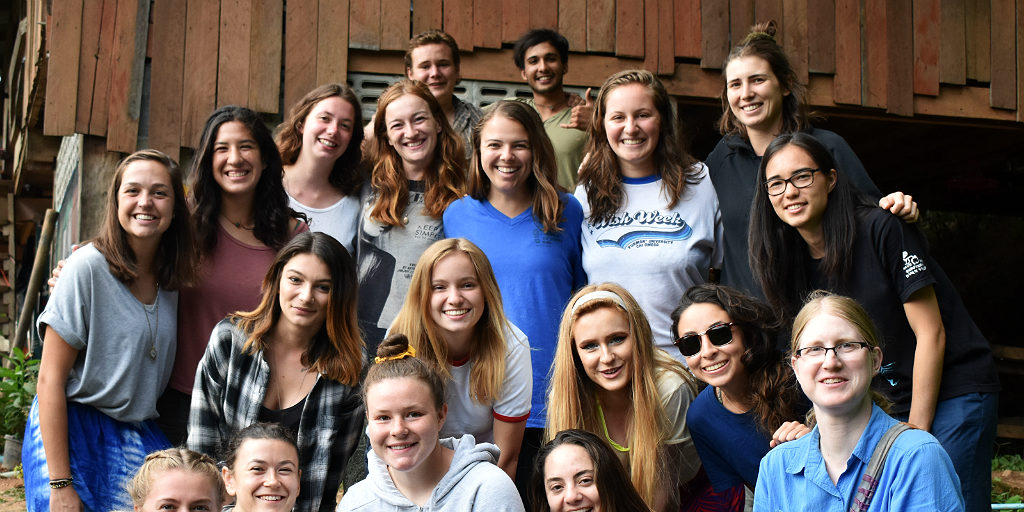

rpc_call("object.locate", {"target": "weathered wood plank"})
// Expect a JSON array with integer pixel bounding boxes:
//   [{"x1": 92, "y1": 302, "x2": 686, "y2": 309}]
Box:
[
  {"x1": 806, "y1": 0, "x2": 834, "y2": 73},
  {"x1": 349, "y1": 0, "x2": 381, "y2": 50},
  {"x1": 675, "y1": 0, "x2": 701, "y2": 58},
  {"x1": 616, "y1": 0, "x2": 645, "y2": 58},
  {"x1": 701, "y1": 0, "x2": 729, "y2": 68},
  {"x1": 558, "y1": 0, "x2": 586, "y2": 51},
  {"x1": 1018, "y1": 0, "x2": 1024, "y2": 121},
  {"x1": 913, "y1": 0, "x2": 940, "y2": 95},
  {"x1": 413, "y1": 0, "x2": 443, "y2": 36},
  {"x1": 45, "y1": 0, "x2": 83, "y2": 136},
  {"x1": 249, "y1": 0, "x2": 283, "y2": 113},
  {"x1": 502, "y1": 0, "x2": 528, "y2": 44},
  {"x1": 863, "y1": 0, "x2": 886, "y2": 108},
  {"x1": 658, "y1": 0, "x2": 676, "y2": 74},
  {"x1": 530, "y1": 0, "x2": 558, "y2": 29},
  {"x1": 381, "y1": 0, "x2": 410, "y2": 50},
  {"x1": 284, "y1": 0, "x2": 317, "y2": 115},
  {"x1": 217, "y1": 0, "x2": 252, "y2": 108},
  {"x1": 886, "y1": 0, "x2": 913, "y2": 115},
  {"x1": 964, "y1": 0, "x2": 990, "y2": 82},
  {"x1": 782, "y1": 0, "x2": 807, "y2": 83},
  {"x1": 75, "y1": 0, "x2": 103, "y2": 133},
  {"x1": 644, "y1": 0, "x2": 659, "y2": 71},
  {"x1": 106, "y1": 0, "x2": 149, "y2": 153},
  {"x1": 476, "y1": 0, "x2": 503, "y2": 48},
  {"x1": 988, "y1": 0, "x2": 1015, "y2": 109},
  {"x1": 148, "y1": 0, "x2": 187, "y2": 156},
  {"x1": 754, "y1": 0, "x2": 783, "y2": 30},
  {"x1": 939, "y1": 0, "x2": 966, "y2": 84},
  {"x1": 181, "y1": 0, "x2": 219, "y2": 147},
  {"x1": 587, "y1": 0, "x2": 615, "y2": 53},
  {"x1": 730, "y1": 0, "x2": 754, "y2": 47},
  {"x1": 445, "y1": 0, "x2": 473, "y2": 50},
  {"x1": 88, "y1": 0, "x2": 118, "y2": 136},
  {"x1": 316, "y1": 0, "x2": 349, "y2": 85}
]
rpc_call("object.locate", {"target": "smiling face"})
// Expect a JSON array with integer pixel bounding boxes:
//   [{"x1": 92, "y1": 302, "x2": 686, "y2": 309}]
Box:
[
  {"x1": 544, "y1": 444, "x2": 602, "y2": 512},
  {"x1": 573, "y1": 307, "x2": 634, "y2": 398},
  {"x1": 791, "y1": 312, "x2": 881, "y2": 416},
  {"x1": 222, "y1": 438, "x2": 300, "y2": 512},
  {"x1": 385, "y1": 93, "x2": 441, "y2": 179},
  {"x1": 117, "y1": 159, "x2": 176, "y2": 248},
  {"x1": 479, "y1": 114, "x2": 534, "y2": 203},
  {"x1": 521, "y1": 42, "x2": 567, "y2": 94},
  {"x1": 429, "y1": 252, "x2": 485, "y2": 346},
  {"x1": 135, "y1": 468, "x2": 220, "y2": 512},
  {"x1": 725, "y1": 55, "x2": 790, "y2": 137},
  {"x1": 300, "y1": 95, "x2": 355, "y2": 163},
  {"x1": 276, "y1": 253, "x2": 332, "y2": 333},
  {"x1": 676, "y1": 303, "x2": 749, "y2": 394},
  {"x1": 366, "y1": 376, "x2": 447, "y2": 474},
  {"x1": 212, "y1": 121, "x2": 266, "y2": 198},
  {"x1": 602, "y1": 83, "x2": 661, "y2": 178},
  {"x1": 765, "y1": 144, "x2": 836, "y2": 238},
  {"x1": 406, "y1": 43, "x2": 460, "y2": 102}
]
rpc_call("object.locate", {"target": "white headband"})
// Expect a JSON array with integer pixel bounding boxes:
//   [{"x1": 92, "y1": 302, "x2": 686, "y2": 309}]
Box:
[{"x1": 571, "y1": 290, "x2": 627, "y2": 315}]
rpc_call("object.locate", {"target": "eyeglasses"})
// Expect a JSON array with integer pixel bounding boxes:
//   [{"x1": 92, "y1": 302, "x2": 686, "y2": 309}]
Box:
[
  {"x1": 674, "y1": 323, "x2": 735, "y2": 357},
  {"x1": 793, "y1": 342, "x2": 870, "y2": 361},
  {"x1": 764, "y1": 168, "x2": 822, "y2": 196}
]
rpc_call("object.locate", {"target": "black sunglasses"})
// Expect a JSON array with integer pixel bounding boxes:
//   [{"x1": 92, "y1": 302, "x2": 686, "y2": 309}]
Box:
[{"x1": 673, "y1": 323, "x2": 735, "y2": 357}]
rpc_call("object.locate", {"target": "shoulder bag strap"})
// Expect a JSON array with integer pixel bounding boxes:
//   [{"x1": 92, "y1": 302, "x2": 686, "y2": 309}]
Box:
[{"x1": 847, "y1": 422, "x2": 915, "y2": 512}]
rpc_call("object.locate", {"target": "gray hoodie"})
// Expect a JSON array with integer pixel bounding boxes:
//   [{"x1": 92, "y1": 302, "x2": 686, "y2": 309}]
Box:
[{"x1": 338, "y1": 435, "x2": 525, "y2": 512}]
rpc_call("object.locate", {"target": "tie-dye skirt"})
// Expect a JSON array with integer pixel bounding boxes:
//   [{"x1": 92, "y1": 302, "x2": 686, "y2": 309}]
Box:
[{"x1": 22, "y1": 397, "x2": 170, "y2": 512}]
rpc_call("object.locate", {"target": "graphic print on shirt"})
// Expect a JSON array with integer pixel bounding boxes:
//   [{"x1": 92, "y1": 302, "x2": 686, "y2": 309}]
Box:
[
  {"x1": 880, "y1": 362, "x2": 899, "y2": 387},
  {"x1": 902, "y1": 251, "x2": 927, "y2": 279},
  {"x1": 588, "y1": 210, "x2": 693, "y2": 249}
]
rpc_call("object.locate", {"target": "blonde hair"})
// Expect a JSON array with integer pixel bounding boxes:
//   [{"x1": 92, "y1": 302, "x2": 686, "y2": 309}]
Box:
[
  {"x1": 126, "y1": 448, "x2": 226, "y2": 508},
  {"x1": 546, "y1": 283, "x2": 695, "y2": 507},
  {"x1": 389, "y1": 238, "x2": 517, "y2": 404}
]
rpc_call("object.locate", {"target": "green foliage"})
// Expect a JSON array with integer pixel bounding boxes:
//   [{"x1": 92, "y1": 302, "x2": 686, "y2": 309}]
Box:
[
  {"x1": 0, "y1": 347, "x2": 40, "y2": 439},
  {"x1": 994, "y1": 454, "x2": 1024, "y2": 472},
  {"x1": 992, "y1": 479, "x2": 1023, "y2": 505},
  {"x1": 992, "y1": 453, "x2": 1024, "y2": 504}
]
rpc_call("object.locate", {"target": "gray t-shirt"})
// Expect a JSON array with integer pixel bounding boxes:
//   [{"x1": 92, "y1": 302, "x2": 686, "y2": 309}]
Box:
[{"x1": 38, "y1": 244, "x2": 177, "y2": 423}]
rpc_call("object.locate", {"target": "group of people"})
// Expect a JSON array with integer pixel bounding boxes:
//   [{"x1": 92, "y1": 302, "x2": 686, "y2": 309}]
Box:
[{"x1": 26, "y1": 19, "x2": 997, "y2": 512}]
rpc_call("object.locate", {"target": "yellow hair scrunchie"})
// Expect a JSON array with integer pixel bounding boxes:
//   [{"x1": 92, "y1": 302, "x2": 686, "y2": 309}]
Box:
[{"x1": 374, "y1": 345, "x2": 416, "y2": 364}]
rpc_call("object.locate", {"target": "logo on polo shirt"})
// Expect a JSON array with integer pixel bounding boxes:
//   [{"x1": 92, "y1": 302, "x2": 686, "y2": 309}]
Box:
[{"x1": 902, "y1": 251, "x2": 927, "y2": 279}]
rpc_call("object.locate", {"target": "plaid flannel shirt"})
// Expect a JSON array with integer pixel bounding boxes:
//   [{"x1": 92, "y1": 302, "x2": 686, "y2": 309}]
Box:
[{"x1": 188, "y1": 318, "x2": 365, "y2": 512}]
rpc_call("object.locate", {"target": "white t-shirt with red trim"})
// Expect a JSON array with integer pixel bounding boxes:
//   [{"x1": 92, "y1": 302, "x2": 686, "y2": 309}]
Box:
[{"x1": 439, "y1": 324, "x2": 532, "y2": 443}]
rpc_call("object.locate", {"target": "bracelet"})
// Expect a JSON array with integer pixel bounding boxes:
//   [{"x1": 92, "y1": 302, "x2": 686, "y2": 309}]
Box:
[{"x1": 49, "y1": 477, "x2": 73, "y2": 489}]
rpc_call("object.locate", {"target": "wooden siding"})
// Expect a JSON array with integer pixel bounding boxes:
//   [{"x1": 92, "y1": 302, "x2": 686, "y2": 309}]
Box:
[{"x1": 37, "y1": 0, "x2": 1024, "y2": 155}]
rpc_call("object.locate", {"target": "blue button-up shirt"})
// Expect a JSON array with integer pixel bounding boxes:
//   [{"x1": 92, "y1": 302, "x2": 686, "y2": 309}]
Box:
[{"x1": 754, "y1": 404, "x2": 964, "y2": 511}]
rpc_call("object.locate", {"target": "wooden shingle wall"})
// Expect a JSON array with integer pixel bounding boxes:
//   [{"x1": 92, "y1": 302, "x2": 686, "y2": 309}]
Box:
[{"x1": 37, "y1": 0, "x2": 1023, "y2": 156}]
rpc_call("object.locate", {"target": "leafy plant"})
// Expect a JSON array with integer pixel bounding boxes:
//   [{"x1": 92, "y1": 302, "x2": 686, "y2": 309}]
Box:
[
  {"x1": 0, "y1": 347, "x2": 40, "y2": 439},
  {"x1": 994, "y1": 454, "x2": 1024, "y2": 472}
]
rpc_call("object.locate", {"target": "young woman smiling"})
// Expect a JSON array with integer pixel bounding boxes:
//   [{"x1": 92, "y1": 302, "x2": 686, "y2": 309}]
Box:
[
  {"x1": 442, "y1": 100, "x2": 586, "y2": 487},
  {"x1": 755, "y1": 292, "x2": 964, "y2": 511},
  {"x1": 748, "y1": 133, "x2": 998, "y2": 512},
  {"x1": 706, "y1": 22, "x2": 916, "y2": 300},
  {"x1": 669, "y1": 284, "x2": 809, "y2": 501},
  {"x1": 189, "y1": 232, "x2": 364, "y2": 512},
  {"x1": 276, "y1": 83, "x2": 365, "y2": 251},
  {"x1": 29, "y1": 150, "x2": 198, "y2": 511},
  {"x1": 357, "y1": 79, "x2": 466, "y2": 354},
  {"x1": 126, "y1": 448, "x2": 227, "y2": 512},
  {"x1": 547, "y1": 283, "x2": 740, "y2": 512},
  {"x1": 389, "y1": 238, "x2": 532, "y2": 479},
  {"x1": 220, "y1": 423, "x2": 303, "y2": 512},
  {"x1": 576, "y1": 70, "x2": 722, "y2": 354},
  {"x1": 338, "y1": 334, "x2": 525, "y2": 511}
]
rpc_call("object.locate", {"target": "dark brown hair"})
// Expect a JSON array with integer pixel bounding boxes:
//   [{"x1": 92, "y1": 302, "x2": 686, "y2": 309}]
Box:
[
  {"x1": 223, "y1": 422, "x2": 300, "y2": 470},
  {"x1": 362, "y1": 334, "x2": 448, "y2": 412}
]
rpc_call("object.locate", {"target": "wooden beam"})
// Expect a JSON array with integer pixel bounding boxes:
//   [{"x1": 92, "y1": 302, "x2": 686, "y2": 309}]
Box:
[
  {"x1": 616, "y1": 0, "x2": 645, "y2": 58},
  {"x1": 886, "y1": 0, "x2": 913, "y2": 116},
  {"x1": 992, "y1": 344, "x2": 1024, "y2": 361},
  {"x1": 218, "y1": 0, "x2": 252, "y2": 108},
  {"x1": 730, "y1": 0, "x2": 754, "y2": 47},
  {"x1": 863, "y1": 0, "x2": 887, "y2": 108},
  {"x1": 476, "y1": 0, "x2": 504, "y2": 49},
  {"x1": 913, "y1": 0, "x2": 940, "y2": 96},
  {"x1": 148, "y1": 0, "x2": 187, "y2": 156},
  {"x1": 75, "y1": 0, "x2": 103, "y2": 134},
  {"x1": 503, "y1": 0, "x2": 528, "y2": 44},
  {"x1": 964, "y1": 0, "x2": 990, "y2": 82},
  {"x1": 88, "y1": 0, "x2": 118, "y2": 136},
  {"x1": 382, "y1": 0, "x2": 411, "y2": 50},
  {"x1": 249, "y1": 0, "x2": 283, "y2": 113},
  {"x1": 413, "y1": 0, "x2": 443, "y2": 36},
  {"x1": 45, "y1": 0, "x2": 83, "y2": 136},
  {"x1": 284, "y1": 0, "x2": 317, "y2": 116},
  {"x1": 701, "y1": 0, "x2": 728, "y2": 68},
  {"x1": 833, "y1": 0, "x2": 860, "y2": 104},
  {"x1": 939, "y1": 0, "x2": 966, "y2": 85},
  {"x1": 559, "y1": 0, "x2": 586, "y2": 51},
  {"x1": 349, "y1": 0, "x2": 381, "y2": 50},
  {"x1": 807, "y1": 0, "x2": 835, "y2": 74},
  {"x1": 644, "y1": 0, "x2": 659, "y2": 72},
  {"x1": 989, "y1": 0, "x2": 1015, "y2": 109},
  {"x1": 445, "y1": 0, "x2": 474, "y2": 51},
  {"x1": 181, "y1": 0, "x2": 219, "y2": 148},
  {"x1": 316, "y1": 0, "x2": 349, "y2": 85},
  {"x1": 675, "y1": 0, "x2": 701, "y2": 59},
  {"x1": 587, "y1": 0, "x2": 615, "y2": 53},
  {"x1": 658, "y1": 0, "x2": 676, "y2": 74},
  {"x1": 782, "y1": 0, "x2": 808, "y2": 84},
  {"x1": 106, "y1": 0, "x2": 149, "y2": 154}
]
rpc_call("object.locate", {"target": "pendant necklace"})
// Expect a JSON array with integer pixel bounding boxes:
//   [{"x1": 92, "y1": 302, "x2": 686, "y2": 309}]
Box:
[
  {"x1": 142, "y1": 288, "x2": 159, "y2": 360},
  {"x1": 221, "y1": 212, "x2": 254, "y2": 230}
]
